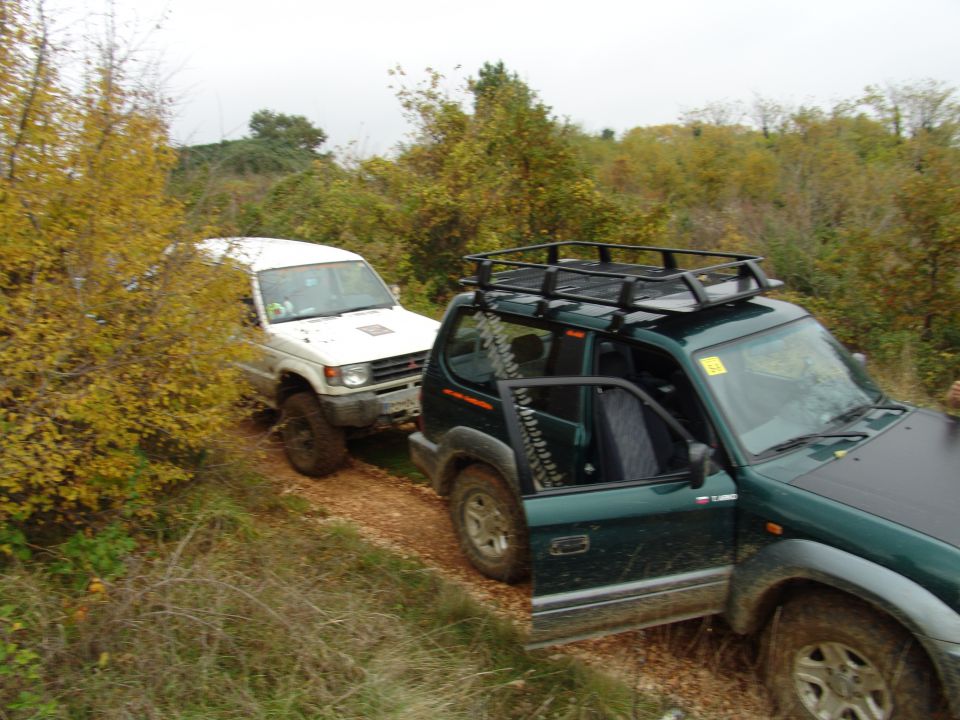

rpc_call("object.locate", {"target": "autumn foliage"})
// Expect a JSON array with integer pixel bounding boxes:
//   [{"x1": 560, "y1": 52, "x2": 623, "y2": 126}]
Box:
[
  {"x1": 0, "y1": 1, "x2": 250, "y2": 533},
  {"x1": 579, "y1": 93, "x2": 960, "y2": 392},
  {"x1": 235, "y1": 69, "x2": 959, "y2": 393},
  {"x1": 3, "y1": 0, "x2": 958, "y2": 538}
]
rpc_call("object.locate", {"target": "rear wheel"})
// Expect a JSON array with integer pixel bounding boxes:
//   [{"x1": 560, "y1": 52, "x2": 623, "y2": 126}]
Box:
[
  {"x1": 763, "y1": 591, "x2": 942, "y2": 720},
  {"x1": 279, "y1": 392, "x2": 346, "y2": 477},
  {"x1": 449, "y1": 465, "x2": 528, "y2": 583}
]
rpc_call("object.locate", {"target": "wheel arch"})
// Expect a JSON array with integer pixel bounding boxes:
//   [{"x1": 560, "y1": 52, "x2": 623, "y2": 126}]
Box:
[
  {"x1": 277, "y1": 371, "x2": 316, "y2": 406},
  {"x1": 728, "y1": 539, "x2": 960, "y2": 640},
  {"x1": 431, "y1": 426, "x2": 520, "y2": 498},
  {"x1": 728, "y1": 539, "x2": 960, "y2": 716}
]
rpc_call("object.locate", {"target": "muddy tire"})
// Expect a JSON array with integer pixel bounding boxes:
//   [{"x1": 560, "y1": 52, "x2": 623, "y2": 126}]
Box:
[
  {"x1": 449, "y1": 465, "x2": 529, "y2": 583},
  {"x1": 279, "y1": 392, "x2": 346, "y2": 477},
  {"x1": 763, "y1": 590, "x2": 942, "y2": 720}
]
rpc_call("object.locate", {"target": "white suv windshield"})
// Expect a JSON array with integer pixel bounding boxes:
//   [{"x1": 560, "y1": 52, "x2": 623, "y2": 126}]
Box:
[
  {"x1": 258, "y1": 261, "x2": 394, "y2": 324},
  {"x1": 695, "y1": 318, "x2": 883, "y2": 457}
]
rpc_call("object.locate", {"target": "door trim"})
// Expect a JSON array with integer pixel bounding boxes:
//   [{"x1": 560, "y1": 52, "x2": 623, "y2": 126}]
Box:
[{"x1": 528, "y1": 565, "x2": 732, "y2": 648}]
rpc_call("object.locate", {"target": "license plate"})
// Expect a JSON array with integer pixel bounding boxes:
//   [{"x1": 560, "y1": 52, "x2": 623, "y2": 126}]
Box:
[{"x1": 381, "y1": 392, "x2": 420, "y2": 416}]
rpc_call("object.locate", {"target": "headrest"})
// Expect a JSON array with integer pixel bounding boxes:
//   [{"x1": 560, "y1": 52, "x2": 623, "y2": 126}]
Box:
[
  {"x1": 510, "y1": 333, "x2": 544, "y2": 364},
  {"x1": 598, "y1": 351, "x2": 630, "y2": 377}
]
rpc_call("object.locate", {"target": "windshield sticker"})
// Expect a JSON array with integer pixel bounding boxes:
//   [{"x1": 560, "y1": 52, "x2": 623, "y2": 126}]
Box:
[
  {"x1": 358, "y1": 324, "x2": 393, "y2": 336},
  {"x1": 700, "y1": 356, "x2": 728, "y2": 376}
]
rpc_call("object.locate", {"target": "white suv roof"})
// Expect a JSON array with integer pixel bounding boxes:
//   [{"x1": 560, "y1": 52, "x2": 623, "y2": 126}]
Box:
[{"x1": 201, "y1": 237, "x2": 363, "y2": 273}]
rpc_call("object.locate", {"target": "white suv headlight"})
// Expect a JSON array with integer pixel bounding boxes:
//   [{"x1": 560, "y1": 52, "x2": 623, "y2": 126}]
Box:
[{"x1": 327, "y1": 363, "x2": 372, "y2": 388}]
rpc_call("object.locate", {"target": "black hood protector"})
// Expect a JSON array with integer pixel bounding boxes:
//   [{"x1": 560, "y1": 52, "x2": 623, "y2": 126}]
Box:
[{"x1": 791, "y1": 408, "x2": 960, "y2": 548}]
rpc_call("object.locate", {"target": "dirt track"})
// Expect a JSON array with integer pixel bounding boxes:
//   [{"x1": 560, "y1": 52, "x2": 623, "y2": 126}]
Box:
[{"x1": 238, "y1": 420, "x2": 773, "y2": 719}]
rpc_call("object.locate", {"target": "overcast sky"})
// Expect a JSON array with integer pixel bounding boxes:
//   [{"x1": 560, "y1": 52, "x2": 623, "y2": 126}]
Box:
[{"x1": 69, "y1": 0, "x2": 960, "y2": 157}]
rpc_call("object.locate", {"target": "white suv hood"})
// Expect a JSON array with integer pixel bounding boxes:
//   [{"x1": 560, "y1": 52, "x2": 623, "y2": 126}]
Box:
[{"x1": 266, "y1": 307, "x2": 439, "y2": 366}]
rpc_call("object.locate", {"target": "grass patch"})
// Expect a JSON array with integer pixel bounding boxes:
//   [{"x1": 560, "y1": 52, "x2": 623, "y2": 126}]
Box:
[
  {"x1": 0, "y1": 466, "x2": 675, "y2": 719},
  {"x1": 349, "y1": 426, "x2": 427, "y2": 483}
]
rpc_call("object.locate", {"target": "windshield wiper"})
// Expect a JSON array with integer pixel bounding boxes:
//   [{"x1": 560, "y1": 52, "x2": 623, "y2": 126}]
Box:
[
  {"x1": 298, "y1": 311, "x2": 341, "y2": 319},
  {"x1": 760, "y1": 431, "x2": 869, "y2": 456},
  {"x1": 828, "y1": 402, "x2": 907, "y2": 426},
  {"x1": 342, "y1": 303, "x2": 392, "y2": 314}
]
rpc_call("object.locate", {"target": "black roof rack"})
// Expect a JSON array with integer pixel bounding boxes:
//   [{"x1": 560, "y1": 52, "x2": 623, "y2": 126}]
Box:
[{"x1": 462, "y1": 241, "x2": 782, "y2": 317}]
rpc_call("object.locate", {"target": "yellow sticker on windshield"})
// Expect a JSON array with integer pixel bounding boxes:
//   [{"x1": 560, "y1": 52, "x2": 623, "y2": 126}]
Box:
[{"x1": 700, "y1": 356, "x2": 728, "y2": 376}]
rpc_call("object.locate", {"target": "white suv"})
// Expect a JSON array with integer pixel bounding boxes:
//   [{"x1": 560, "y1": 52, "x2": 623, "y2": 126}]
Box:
[{"x1": 203, "y1": 237, "x2": 439, "y2": 475}]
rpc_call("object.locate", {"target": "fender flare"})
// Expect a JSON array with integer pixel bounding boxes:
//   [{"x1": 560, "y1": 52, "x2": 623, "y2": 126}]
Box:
[
  {"x1": 432, "y1": 426, "x2": 520, "y2": 497},
  {"x1": 274, "y1": 359, "x2": 325, "y2": 402},
  {"x1": 728, "y1": 539, "x2": 960, "y2": 643},
  {"x1": 728, "y1": 538, "x2": 960, "y2": 714}
]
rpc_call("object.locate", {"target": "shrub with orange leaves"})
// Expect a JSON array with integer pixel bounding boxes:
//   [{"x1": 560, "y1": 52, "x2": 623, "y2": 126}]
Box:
[{"x1": 0, "y1": 1, "x2": 252, "y2": 534}]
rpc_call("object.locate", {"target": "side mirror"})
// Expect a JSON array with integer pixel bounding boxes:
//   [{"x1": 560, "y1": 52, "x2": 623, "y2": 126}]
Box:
[
  {"x1": 852, "y1": 352, "x2": 867, "y2": 368},
  {"x1": 241, "y1": 297, "x2": 261, "y2": 327},
  {"x1": 688, "y1": 441, "x2": 710, "y2": 490},
  {"x1": 389, "y1": 284, "x2": 402, "y2": 302}
]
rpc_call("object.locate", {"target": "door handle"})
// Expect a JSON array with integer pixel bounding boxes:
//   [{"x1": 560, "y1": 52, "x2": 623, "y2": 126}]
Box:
[{"x1": 549, "y1": 535, "x2": 590, "y2": 556}]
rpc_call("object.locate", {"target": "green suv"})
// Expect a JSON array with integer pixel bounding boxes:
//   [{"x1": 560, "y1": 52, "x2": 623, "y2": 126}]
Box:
[{"x1": 409, "y1": 241, "x2": 959, "y2": 719}]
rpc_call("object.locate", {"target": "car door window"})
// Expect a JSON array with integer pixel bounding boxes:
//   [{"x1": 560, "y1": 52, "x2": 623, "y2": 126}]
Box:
[
  {"x1": 586, "y1": 340, "x2": 720, "y2": 487},
  {"x1": 443, "y1": 310, "x2": 585, "y2": 422}
]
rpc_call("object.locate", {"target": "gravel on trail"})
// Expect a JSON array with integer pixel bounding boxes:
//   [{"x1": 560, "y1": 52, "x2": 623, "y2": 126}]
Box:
[{"x1": 238, "y1": 420, "x2": 773, "y2": 720}]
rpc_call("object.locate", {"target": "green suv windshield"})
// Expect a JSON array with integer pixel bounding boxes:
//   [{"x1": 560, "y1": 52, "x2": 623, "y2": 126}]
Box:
[
  {"x1": 258, "y1": 261, "x2": 394, "y2": 324},
  {"x1": 695, "y1": 317, "x2": 883, "y2": 457}
]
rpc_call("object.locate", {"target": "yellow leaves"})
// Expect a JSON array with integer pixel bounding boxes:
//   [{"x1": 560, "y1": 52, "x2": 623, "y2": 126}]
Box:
[{"x1": 0, "y1": 4, "x2": 252, "y2": 530}]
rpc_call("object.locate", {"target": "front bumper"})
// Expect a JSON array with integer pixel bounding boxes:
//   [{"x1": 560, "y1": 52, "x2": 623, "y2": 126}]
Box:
[{"x1": 321, "y1": 384, "x2": 421, "y2": 428}]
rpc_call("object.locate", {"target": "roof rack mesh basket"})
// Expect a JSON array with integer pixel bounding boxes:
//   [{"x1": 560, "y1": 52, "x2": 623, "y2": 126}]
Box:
[{"x1": 462, "y1": 241, "x2": 782, "y2": 316}]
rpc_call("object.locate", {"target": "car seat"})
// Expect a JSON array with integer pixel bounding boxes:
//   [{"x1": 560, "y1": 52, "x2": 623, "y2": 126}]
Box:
[{"x1": 595, "y1": 351, "x2": 674, "y2": 481}]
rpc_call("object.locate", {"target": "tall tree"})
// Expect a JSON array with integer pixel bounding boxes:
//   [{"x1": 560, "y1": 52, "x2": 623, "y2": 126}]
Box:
[
  {"x1": 249, "y1": 109, "x2": 327, "y2": 153},
  {"x1": 891, "y1": 143, "x2": 960, "y2": 340},
  {"x1": 384, "y1": 64, "x2": 637, "y2": 299},
  {"x1": 861, "y1": 80, "x2": 960, "y2": 145}
]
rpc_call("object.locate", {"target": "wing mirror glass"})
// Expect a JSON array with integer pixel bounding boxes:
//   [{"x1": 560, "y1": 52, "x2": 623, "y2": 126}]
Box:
[{"x1": 688, "y1": 441, "x2": 710, "y2": 490}]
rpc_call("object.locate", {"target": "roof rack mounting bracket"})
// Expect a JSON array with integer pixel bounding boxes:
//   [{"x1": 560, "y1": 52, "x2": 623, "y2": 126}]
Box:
[
  {"x1": 477, "y1": 260, "x2": 494, "y2": 289},
  {"x1": 533, "y1": 266, "x2": 560, "y2": 316},
  {"x1": 473, "y1": 290, "x2": 491, "y2": 310},
  {"x1": 608, "y1": 310, "x2": 629, "y2": 333},
  {"x1": 540, "y1": 266, "x2": 559, "y2": 295},
  {"x1": 680, "y1": 271, "x2": 711, "y2": 306},
  {"x1": 617, "y1": 277, "x2": 638, "y2": 307},
  {"x1": 742, "y1": 259, "x2": 771, "y2": 288}
]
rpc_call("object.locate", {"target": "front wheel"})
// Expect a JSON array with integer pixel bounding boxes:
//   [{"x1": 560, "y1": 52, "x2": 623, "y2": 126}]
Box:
[
  {"x1": 279, "y1": 392, "x2": 346, "y2": 477},
  {"x1": 763, "y1": 591, "x2": 942, "y2": 720},
  {"x1": 449, "y1": 465, "x2": 528, "y2": 584}
]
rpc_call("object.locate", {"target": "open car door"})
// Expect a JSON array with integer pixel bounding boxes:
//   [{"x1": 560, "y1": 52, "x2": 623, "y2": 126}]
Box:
[{"x1": 498, "y1": 375, "x2": 738, "y2": 648}]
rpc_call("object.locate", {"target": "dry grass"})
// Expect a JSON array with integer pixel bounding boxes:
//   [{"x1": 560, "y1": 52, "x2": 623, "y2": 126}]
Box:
[{"x1": 0, "y1": 469, "x2": 675, "y2": 720}]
